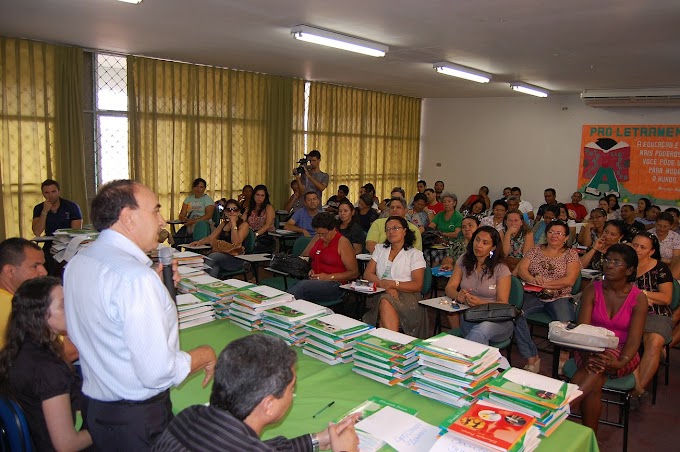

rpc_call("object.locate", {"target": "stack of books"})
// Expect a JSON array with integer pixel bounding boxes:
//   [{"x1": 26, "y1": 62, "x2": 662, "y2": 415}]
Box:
[
  {"x1": 177, "y1": 274, "x2": 220, "y2": 294},
  {"x1": 351, "y1": 328, "x2": 420, "y2": 386},
  {"x1": 194, "y1": 278, "x2": 255, "y2": 319},
  {"x1": 51, "y1": 228, "x2": 99, "y2": 263},
  {"x1": 412, "y1": 333, "x2": 501, "y2": 408},
  {"x1": 303, "y1": 314, "x2": 374, "y2": 365},
  {"x1": 173, "y1": 250, "x2": 209, "y2": 276},
  {"x1": 229, "y1": 285, "x2": 294, "y2": 330},
  {"x1": 260, "y1": 299, "x2": 330, "y2": 346},
  {"x1": 176, "y1": 292, "x2": 216, "y2": 329},
  {"x1": 483, "y1": 367, "x2": 582, "y2": 437},
  {"x1": 437, "y1": 399, "x2": 541, "y2": 452}
]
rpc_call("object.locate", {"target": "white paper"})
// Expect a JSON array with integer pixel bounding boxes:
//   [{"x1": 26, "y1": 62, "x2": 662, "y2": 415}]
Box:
[
  {"x1": 173, "y1": 250, "x2": 202, "y2": 258},
  {"x1": 222, "y1": 278, "x2": 254, "y2": 288},
  {"x1": 176, "y1": 293, "x2": 202, "y2": 305},
  {"x1": 250, "y1": 285, "x2": 288, "y2": 297},
  {"x1": 355, "y1": 406, "x2": 439, "y2": 452},
  {"x1": 431, "y1": 334, "x2": 491, "y2": 358},
  {"x1": 370, "y1": 328, "x2": 417, "y2": 345},
  {"x1": 503, "y1": 367, "x2": 563, "y2": 394},
  {"x1": 188, "y1": 274, "x2": 221, "y2": 285},
  {"x1": 63, "y1": 235, "x2": 89, "y2": 262},
  {"x1": 430, "y1": 432, "x2": 491, "y2": 452},
  {"x1": 310, "y1": 313, "x2": 366, "y2": 330}
]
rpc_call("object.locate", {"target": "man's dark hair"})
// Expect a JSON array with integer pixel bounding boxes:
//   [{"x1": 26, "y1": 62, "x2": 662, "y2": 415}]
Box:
[
  {"x1": 544, "y1": 188, "x2": 556, "y2": 196},
  {"x1": 665, "y1": 207, "x2": 680, "y2": 217},
  {"x1": 544, "y1": 204, "x2": 561, "y2": 218},
  {"x1": 417, "y1": 180, "x2": 426, "y2": 186},
  {"x1": 657, "y1": 212, "x2": 674, "y2": 224},
  {"x1": 413, "y1": 193, "x2": 427, "y2": 204},
  {"x1": 359, "y1": 193, "x2": 374, "y2": 207},
  {"x1": 435, "y1": 180, "x2": 444, "y2": 186},
  {"x1": 303, "y1": 191, "x2": 318, "y2": 201},
  {"x1": 363, "y1": 183, "x2": 376, "y2": 195},
  {"x1": 0, "y1": 238, "x2": 41, "y2": 270},
  {"x1": 312, "y1": 212, "x2": 337, "y2": 230},
  {"x1": 511, "y1": 186, "x2": 522, "y2": 194},
  {"x1": 41, "y1": 179, "x2": 60, "y2": 191},
  {"x1": 391, "y1": 187, "x2": 405, "y2": 198},
  {"x1": 91, "y1": 180, "x2": 139, "y2": 232},
  {"x1": 210, "y1": 335, "x2": 297, "y2": 421},
  {"x1": 308, "y1": 150, "x2": 321, "y2": 160},
  {"x1": 338, "y1": 185, "x2": 349, "y2": 195}
]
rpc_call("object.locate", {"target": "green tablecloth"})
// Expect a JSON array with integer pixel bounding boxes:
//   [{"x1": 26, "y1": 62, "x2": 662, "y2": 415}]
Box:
[{"x1": 173, "y1": 321, "x2": 599, "y2": 452}]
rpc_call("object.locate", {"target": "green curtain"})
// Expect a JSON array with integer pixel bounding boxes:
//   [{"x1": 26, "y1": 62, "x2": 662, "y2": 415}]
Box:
[
  {"x1": 128, "y1": 56, "x2": 303, "y2": 219},
  {"x1": 54, "y1": 45, "x2": 88, "y2": 224}
]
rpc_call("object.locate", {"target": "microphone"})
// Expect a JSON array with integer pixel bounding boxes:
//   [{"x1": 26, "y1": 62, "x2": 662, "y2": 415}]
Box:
[{"x1": 158, "y1": 246, "x2": 177, "y2": 302}]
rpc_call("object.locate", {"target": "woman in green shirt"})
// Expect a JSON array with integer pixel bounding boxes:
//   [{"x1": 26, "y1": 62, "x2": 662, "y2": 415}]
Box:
[{"x1": 428, "y1": 192, "x2": 463, "y2": 238}]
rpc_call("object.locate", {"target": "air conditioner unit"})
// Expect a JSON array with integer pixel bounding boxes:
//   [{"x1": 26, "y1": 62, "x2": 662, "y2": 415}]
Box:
[{"x1": 581, "y1": 88, "x2": 680, "y2": 108}]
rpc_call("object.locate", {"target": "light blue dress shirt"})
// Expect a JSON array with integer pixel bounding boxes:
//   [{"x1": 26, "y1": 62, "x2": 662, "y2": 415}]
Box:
[{"x1": 64, "y1": 229, "x2": 191, "y2": 401}]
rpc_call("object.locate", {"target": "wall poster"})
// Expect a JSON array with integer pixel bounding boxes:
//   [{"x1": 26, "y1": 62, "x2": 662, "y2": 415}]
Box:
[{"x1": 579, "y1": 124, "x2": 680, "y2": 206}]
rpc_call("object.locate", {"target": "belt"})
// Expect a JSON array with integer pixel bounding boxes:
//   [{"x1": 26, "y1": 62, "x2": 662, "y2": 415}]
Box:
[{"x1": 93, "y1": 389, "x2": 170, "y2": 407}]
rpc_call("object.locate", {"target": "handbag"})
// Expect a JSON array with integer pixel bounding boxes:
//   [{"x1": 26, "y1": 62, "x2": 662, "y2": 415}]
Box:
[
  {"x1": 548, "y1": 321, "x2": 619, "y2": 350},
  {"x1": 463, "y1": 303, "x2": 522, "y2": 323},
  {"x1": 269, "y1": 253, "x2": 311, "y2": 279},
  {"x1": 212, "y1": 239, "x2": 245, "y2": 256}
]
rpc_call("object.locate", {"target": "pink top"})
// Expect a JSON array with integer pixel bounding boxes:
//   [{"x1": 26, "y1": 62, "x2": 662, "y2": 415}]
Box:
[{"x1": 591, "y1": 281, "x2": 640, "y2": 345}]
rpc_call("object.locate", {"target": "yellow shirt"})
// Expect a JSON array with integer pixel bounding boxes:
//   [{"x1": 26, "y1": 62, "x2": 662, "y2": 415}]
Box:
[{"x1": 0, "y1": 288, "x2": 13, "y2": 348}]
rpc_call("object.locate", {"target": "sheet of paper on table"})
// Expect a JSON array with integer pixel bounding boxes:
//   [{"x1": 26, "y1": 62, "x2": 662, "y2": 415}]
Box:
[{"x1": 355, "y1": 405, "x2": 440, "y2": 452}]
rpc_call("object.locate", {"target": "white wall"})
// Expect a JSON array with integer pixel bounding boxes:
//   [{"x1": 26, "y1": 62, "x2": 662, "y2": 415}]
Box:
[{"x1": 420, "y1": 94, "x2": 680, "y2": 210}]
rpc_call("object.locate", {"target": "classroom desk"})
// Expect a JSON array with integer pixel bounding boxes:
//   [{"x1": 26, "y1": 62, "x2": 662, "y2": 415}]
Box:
[{"x1": 172, "y1": 321, "x2": 598, "y2": 452}]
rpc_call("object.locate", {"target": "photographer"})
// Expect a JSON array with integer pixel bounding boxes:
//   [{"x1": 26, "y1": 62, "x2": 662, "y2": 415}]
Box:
[{"x1": 294, "y1": 150, "x2": 328, "y2": 200}]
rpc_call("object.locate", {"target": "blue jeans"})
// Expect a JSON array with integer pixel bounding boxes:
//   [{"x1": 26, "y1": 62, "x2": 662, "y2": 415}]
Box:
[
  {"x1": 288, "y1": 280, "x2": 343, "y2": 304},
  {"x1": 461, "y1": 318, "x2": 514, "y2": 345},
  {"x1": 206, "y1": 252, "x2": 244, "y2": 277},
  {"x1": 513, "y1": 293, "x2": 574, "y2": 359}
]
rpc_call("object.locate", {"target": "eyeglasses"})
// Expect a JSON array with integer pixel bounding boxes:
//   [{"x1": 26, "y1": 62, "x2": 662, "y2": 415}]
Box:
[
  {"x1": 385, "y1": 226, "x2": 404, "y2": 232},
  {"x1": 603, "y1": 258, "x2": 626, "y2": 267},
  {"x1": 547, "y1": 230, "x2": 566, "y2": 236},
  {"x1": 225, "y1": 207, "x2": 240, "y2": 212},
  {"x1": 316, "y1": 231, "x2": 331, "y2": 237}
]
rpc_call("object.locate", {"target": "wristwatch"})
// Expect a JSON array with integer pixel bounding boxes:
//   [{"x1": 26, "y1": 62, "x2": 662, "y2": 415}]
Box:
[{"x1": 310, "y1": 433, "x2": 320, "y2": 452}]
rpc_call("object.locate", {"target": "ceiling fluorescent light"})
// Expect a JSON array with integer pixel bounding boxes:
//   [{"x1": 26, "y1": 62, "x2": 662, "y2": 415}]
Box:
[
  {"x1": 433, "y1": 62, "x2": 491, "y2": 84},
  {"x1": 291, "y1": 25, "x2": 388, "y2": 57},
  {"x1": 510, "y1": 82, "x2": 549, "y2": 97},
  {"x1": 116, "y1": 0, "x2": 143, "y2": 3}
]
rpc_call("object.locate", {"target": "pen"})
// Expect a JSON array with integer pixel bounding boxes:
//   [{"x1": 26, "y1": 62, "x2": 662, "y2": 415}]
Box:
[{"x1": 312, "y1": 401, "x2": 335, "y2": 418}]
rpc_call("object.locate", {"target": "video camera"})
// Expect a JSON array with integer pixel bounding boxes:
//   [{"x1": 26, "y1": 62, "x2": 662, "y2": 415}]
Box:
[{"x1": 294, "y1": 154, "x2": 309, "y2": 175}]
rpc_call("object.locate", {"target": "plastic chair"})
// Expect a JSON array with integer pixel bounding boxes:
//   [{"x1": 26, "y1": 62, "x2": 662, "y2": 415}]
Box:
[
  {"x1": 0, "y1": 397, "x2": 33, "y2": 452},
  {"x1": 216, "y1": 228, "x2": 256, "y2": 281},
  {"x1": 526, "y1": 274, "x2": 582, "y2": 349},
  {"x1": 562, "y1": 358, "x2": 634, "y2": 452},
  {"x1": 261, "y1": 236, "x2": 312, "y2": 291}
]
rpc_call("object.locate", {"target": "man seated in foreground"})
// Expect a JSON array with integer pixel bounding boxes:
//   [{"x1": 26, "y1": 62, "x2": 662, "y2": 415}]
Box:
[{"x1": 153, "y1": 335, "x2": 359, "y2": 452}]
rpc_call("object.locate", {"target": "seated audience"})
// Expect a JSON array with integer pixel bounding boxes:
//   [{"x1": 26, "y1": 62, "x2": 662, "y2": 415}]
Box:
[
  {"x1": 440, "y1": 216, "x2": 480, "y2": 271},
  {"x1": 606, "y1": 194, "x2": 621, "y2": 220},
  {"x1": 363, "y1": 216, "x2": 427, "y2": 338},
  {"x1": 191, "y1": 199, "x2": 249, "y2": 278},
  {"x1": 480, "y1": 199, "x2": 507, "y2": 232},
  {"x1": 153, "y1": 335, "x2": 360, "y2": 452},
  {"x1": 237, "y1": 184, "x2": 253, "y2": 212},
  {"x1": 641, "y1": 205, "x2": 661, "y2": 230},
  {"x1": 577, "y1": 208, "x2": 606, "y2": 248},
  {"x1": 284, "y1": 191, "x2": 320, "y2": 237},
  {"x1": 597, "y1": 198, "x2": 611, "y2": 217},
  {"x1": 580, "y1": 220, "x2": 625, "y2": 272},
  {"x1": 243, "y1": 184, "x2": 276, "y2": 253},
  {"x1": 665, "y1": 207, "x2": 680, "y2": 233},
  {"x1": 434, "y1": 180, "x2": 445, "y2": 201},
  {"x1": 531, "y1": 204, "x2": 560, "y2": 245},
  {"x1": 445, "y1": 227, "x2": 513, "y2": 345},
  {"x1": 570, "y1": 244, "x2": 646, "y2": 434},
  {"x1": 359, "y1": 183, "x2": 380, "y2": 209},
  {"x1": 620, "y1": 204, "x2": 646, "y2": 242},
  {"x1": 506, "y1": 195, "x2": 530, "y2": 225},
  {"x1": 510, "y1": 187, "x2": 535, "y2": 221},
  {"x1": 501, "y1": 209, "x2": 534, "y2": 272},
  {"x1": 428, "y1": 192, "x2": 463, "y2": 238},
  {"x1": 461, "y1": 186, "x2": 491, "y2": 212},
  {"x1": 406, "y1": 193, "x2": 431, "y2": 233},
  {"x1": 283, "y1": 179, "x2": 304, "y2": 213},
  {"x1": 337, "y1": 199, "x2": 365, "y2": 254},
  {"x1": 630, "y1": 231, "x2": 674, "y2": 405},
  {"x1": 354, "y1": 193, "x2": 379, "y2": 232},
  {"x1": 566, "y1": 191, "x2": 588, "y2": 222},
  {"x1": 378, "y1": 187, "x2": 406, "y2": 214},
  {"x1": 416, "y1": 179, "x2": 427, "y2": 194},
  {"x1": 424, "y1": 188, "x2": 444, "y2": 216},
  {"x1": 325, "y1": 184, "x2": 349, "y2": 215},
  {"x1": 514, "y1": 220, "x2": 580, "y2": 373},
  {"x1": 366, "y1": 197, "x2": 422, "y2": 253},
  {"x1": 0, "y1": 277, "x2": 92, "y2": 451},
  {"x1": 178, "y1": 177, "x2": 215, "y2": 242},
  {"x1": 535, "y1": 188, "x2": 559, "y2": 223},
  {"x1": 288, "y1": 213, "x2": 359, "y2": 304},
  {"x1": 635, "y1": 197, "x2": 652, "y2": 220},
  {"x1": 649, "y1": 212, "x2": 680, "y2": 264},
  {"x1": 462, "y1": 199, "x2": 487, "y2": 222},
  {"x1": 556, "y1": 203, "x2": 577, "y2": 247}
]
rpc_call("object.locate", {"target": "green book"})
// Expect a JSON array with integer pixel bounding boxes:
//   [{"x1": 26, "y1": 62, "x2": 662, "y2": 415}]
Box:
[
  {"x1": 335, "y1": 396, "x2": 418, "y2": 423},
  {"x1": 353, "y1": 328, "x2": 418, "y2": 361},
  {"x1": 486, "y1": 367, "x2": 573, "y2": 409}
]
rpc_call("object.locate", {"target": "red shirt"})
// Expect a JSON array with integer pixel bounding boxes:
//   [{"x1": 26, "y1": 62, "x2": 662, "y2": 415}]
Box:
[
  {"x1": 427, "y1": 202, "x2": 444, "y2": 216},
  {"x1": 566, "y1": 203, "x2": 587, "y2": 221},
  {"x1": 310, "y1": 232, "x2": 346, "y2": 276}
]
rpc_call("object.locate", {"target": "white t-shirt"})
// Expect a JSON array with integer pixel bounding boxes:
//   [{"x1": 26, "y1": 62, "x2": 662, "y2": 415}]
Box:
[
  {"x1": 518, "y1": 200, "x2": 534, "y2": 216},
  {"x1": 371, "y1": 245, "x2": 426, "y2": 282}
]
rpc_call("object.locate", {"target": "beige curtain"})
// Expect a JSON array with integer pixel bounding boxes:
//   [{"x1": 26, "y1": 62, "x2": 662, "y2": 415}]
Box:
[
  {"x1": 0, "y1": 38, "x2": 56, "y2": 240},
  {"x1": 128, "y1": 56, "x2": 303, "y2": 219},
  {"x1": 306, "y1": 82, "x2": 421, "y2": 203}
]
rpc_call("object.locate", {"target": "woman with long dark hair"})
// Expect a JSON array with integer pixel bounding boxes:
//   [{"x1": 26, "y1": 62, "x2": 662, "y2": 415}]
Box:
[
  {"x1": 243, "y1": 184, "x2": 276, "y2": 253},
  {"x1": 363, "y1": 216, "x2": 427, "y2": 337},
  {"x1": 336, "y1": 199, "x2": 365, "y2": 254},
  {"x1": 445, "y1": 226, "x2": 513, "y2": 345},
  {"x1": 0, "y1": 277, "x2": 92, "y2": 451}
]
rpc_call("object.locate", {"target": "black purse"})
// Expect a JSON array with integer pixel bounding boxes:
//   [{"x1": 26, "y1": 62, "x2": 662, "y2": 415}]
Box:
[
  {"x1": 269, "y1": 253, "x2": 311, "y2": 279},
  {"x1": 463, "y1": 303, "x2": 522, "y2": 323}
]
